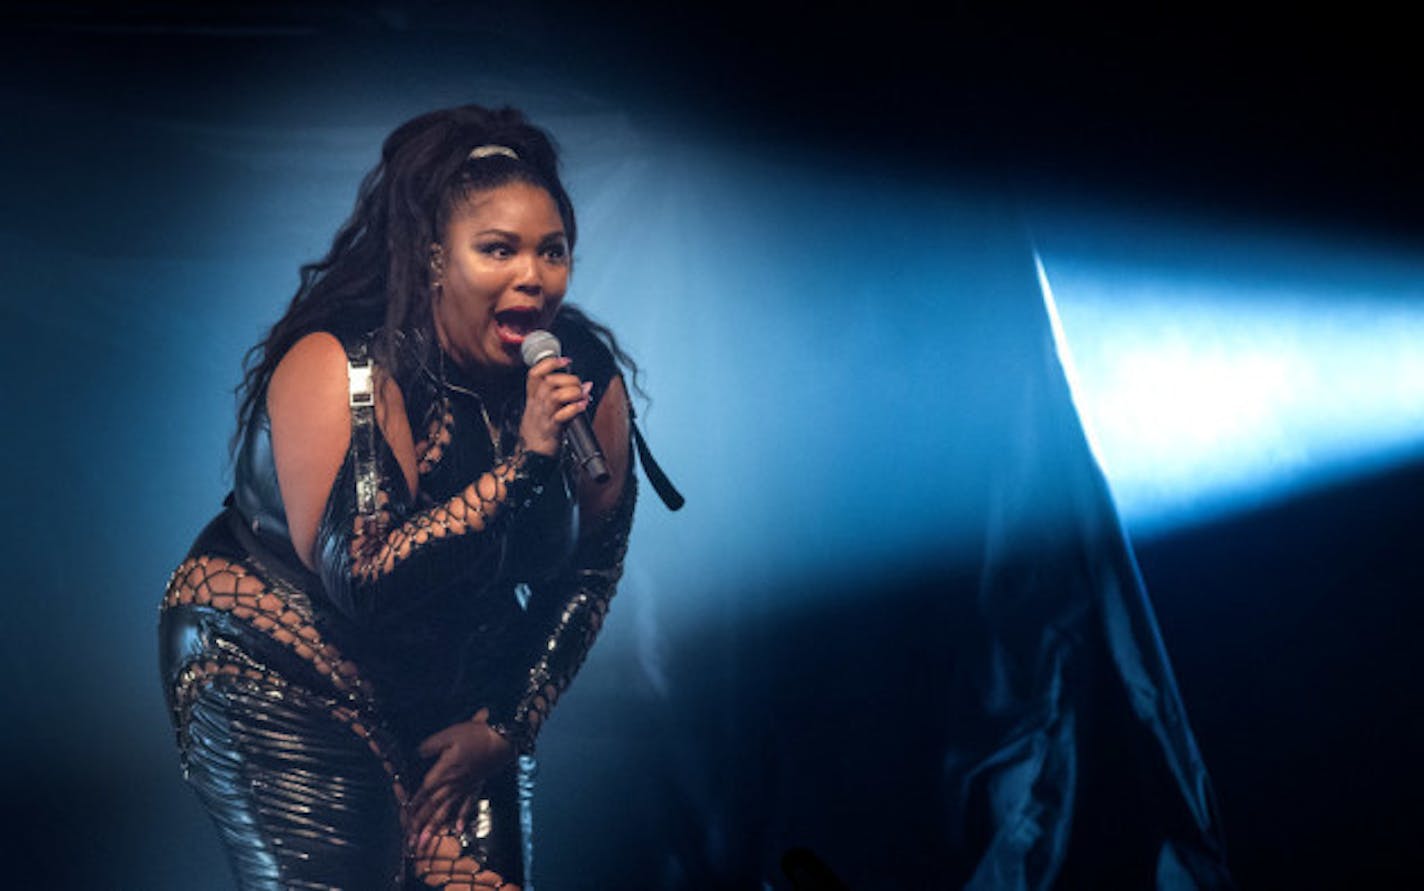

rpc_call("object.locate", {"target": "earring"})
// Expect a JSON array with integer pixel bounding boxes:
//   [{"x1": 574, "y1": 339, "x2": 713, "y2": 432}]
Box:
[{"x1": 429, "y1": 246, "x2": 446, "y2": 299}]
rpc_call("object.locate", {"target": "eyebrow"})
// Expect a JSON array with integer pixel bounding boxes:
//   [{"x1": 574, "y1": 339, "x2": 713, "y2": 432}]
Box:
[{"x1": 474, "y1": 228, "x2": 567, "y2": 242}]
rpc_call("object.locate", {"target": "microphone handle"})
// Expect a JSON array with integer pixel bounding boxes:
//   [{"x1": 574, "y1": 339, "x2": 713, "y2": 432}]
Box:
[
  {"x1": 567, "y1": 417, "x2": 611, "y2": 483},
  {"x1": 523, "y1": 334, "x2": 609, "y2": 484},
  {"x1": 526, "y1": 334, "x2": 609, "y2": 486}
]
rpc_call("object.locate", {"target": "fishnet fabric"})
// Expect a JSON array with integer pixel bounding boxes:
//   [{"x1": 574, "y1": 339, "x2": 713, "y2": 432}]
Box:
[
  {"x1": 175, "y1": 661, "x2": 409, "y2": 889},
  {"x1": 415, "y1": 393, "x2": 454, "y2": 477},
  {"x1": 173, "y1": 659, "x2": 412, "y2": 805},
  {"x1": 164, "y1": 555, "x2": 368, "y2": 698},
  {"x1": 349, "y1": 445, "x2": 545, "y2": 584},
  {"x1": 162, "y1": 559, "x2": 527, "y2": 888},
  {"x1": 495, "y1": 471, "x2": 636, "y2": 753},
  {"x1": 412, "y1": 832, "x2": 519, "y2": 891}
]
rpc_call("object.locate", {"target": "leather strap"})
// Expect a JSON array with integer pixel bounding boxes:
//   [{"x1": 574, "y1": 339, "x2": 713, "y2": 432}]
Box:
[
  {"x1": 346, "y1": 338, "x2": 381, "y2": 517},
  {"x1": 628, "y1": 402, "x2": 684, "y2": 511}
]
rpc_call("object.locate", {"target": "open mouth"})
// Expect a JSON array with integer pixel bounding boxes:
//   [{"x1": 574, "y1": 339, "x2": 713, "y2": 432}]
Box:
[{"x1": 494, "y1": 306, "x2": 541, "y2": 345}]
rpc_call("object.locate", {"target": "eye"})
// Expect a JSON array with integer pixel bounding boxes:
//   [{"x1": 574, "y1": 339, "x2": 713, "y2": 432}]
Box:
[
  {"x1": 478, "y1": 241, "x2": 515, "y2": 259},
  {"x1": 541, "y1": 242, "x2": 570, "y2": 264}
]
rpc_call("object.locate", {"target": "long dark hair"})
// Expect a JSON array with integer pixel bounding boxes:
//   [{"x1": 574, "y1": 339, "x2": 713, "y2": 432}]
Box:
[{"x1": 233, "y1": 103, "x2": 639, "y2": 451}]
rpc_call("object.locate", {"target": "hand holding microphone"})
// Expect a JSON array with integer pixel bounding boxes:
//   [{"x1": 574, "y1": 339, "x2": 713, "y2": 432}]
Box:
[{"x1": 520, "y1": 330, "x2": 611, "y2": 484}]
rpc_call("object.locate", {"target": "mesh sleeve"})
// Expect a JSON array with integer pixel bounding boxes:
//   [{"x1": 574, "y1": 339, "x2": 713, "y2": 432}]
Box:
[
  {"x1": 313, "y1": 437, "x2": 560, "y2": 628},
  {"x1": 488, "y1": 465, "x2": 637, "y2": 754}
]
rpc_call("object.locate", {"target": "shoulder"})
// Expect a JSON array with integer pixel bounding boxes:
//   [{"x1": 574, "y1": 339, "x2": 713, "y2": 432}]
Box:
[
  {"x1": 268, "y1": 330, "x2": 416, "y2": 484},
  {"x1": 269, "y1": 329, "x2": 402, "y2": 411},
  {"x1": 274, "y1": 330, "x2": 351, "y2": 370},
  {"x1": 268, "y1": 332, "x2": 350, "y2": 419}
]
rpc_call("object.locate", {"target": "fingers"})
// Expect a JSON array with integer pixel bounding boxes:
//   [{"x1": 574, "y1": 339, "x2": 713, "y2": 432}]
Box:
[
  {"x1": 533, "y1": 376, "x2": 586, "y2": 407},
  {"x1": 421, "y1": 745, "x2": 461, "y2": 791},
  {"x1": 521, "y1": 358, "x2": 592, "y2": 455},
  {"x1": 552, "y1": 397, "x2": 590, "y2": 424},
  {"x1": 408, "y1": 781, "x2": 452, "y2": 833},
  {"x1": 527, "y1": 358, "x2": 587, "y2": 402},
  {"x1": 526, "y1": 355, "x2": 572, "y2": 380},
  {"x1": 409, "y1": 787, "x2": 484, "y2": 859},
  {"x1": 412, "y1": 787, "x2": 461, "y2": 857},
  {"x1": 417, "y1": 726, "x2": 456, "y2": 759},
  {"x1": 456, "y1": 795, "x2": 476, "y2": 834},
  {"x1": 540, "y1": 378, "x2": 591, "y2": 415}
]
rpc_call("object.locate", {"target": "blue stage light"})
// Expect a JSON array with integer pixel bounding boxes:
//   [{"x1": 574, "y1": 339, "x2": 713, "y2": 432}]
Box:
[{"x1": 1037, "y1": 218, "x2": 1424, "y2": 536}]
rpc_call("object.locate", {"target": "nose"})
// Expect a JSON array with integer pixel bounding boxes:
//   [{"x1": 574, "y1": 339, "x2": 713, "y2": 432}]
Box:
[{"x1": 513, "y1": 251, "x2": 542, "y2": 297}]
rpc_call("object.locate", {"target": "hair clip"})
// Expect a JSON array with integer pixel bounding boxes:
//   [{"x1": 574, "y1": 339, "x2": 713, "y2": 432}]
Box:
[{"x1": 468, "y1": 145, "x2": 520, "y2": 161}]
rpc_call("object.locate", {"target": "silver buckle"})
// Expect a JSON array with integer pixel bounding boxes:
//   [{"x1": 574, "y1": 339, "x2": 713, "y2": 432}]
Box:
[{"x1": 348, "y1": 360, "x2": 373, "y2": 407}]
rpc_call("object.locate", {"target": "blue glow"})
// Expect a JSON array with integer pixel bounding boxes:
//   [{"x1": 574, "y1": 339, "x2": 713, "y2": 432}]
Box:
[{"x1": 1037, "y1": 216, "x2": 1424, "y2": 535}]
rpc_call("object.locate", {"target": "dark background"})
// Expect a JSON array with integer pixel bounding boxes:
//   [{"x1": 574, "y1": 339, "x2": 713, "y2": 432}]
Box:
[
  {"x1": 4, "y1": 3, "x2": 1421, "y2": 888},
  {"x1": 8, "y1": 2, "x2": 1423, "y2": 238}
]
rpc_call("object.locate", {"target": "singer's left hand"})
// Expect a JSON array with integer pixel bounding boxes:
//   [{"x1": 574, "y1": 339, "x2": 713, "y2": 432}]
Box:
[
  {"x1": 406, "y1": 708, "x2": 514, "y2": 855},
  {"x1": 520, "y1": 356, "x2": 590, "y2": 456}
]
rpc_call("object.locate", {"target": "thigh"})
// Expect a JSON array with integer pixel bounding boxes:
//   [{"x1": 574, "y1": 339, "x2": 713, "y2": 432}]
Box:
[{"x1": 182, "y1": 669, "x2": 406, "y2": 891}]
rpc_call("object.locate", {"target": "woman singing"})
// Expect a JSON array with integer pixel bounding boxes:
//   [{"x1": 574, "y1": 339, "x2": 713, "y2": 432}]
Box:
[{"x1": 159, "y1": 104, "x2": 647, "y2": 889}]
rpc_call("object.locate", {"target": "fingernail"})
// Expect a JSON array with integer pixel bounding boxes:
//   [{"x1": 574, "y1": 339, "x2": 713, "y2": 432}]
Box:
[{"x1": 582, "y1": 381, "x2": 593, "y2": 393}]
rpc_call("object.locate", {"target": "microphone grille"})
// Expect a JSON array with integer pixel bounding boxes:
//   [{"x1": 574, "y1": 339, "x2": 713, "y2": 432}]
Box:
[{"x1": 521, "y1": 330, "x2": 562, "y2": 367}]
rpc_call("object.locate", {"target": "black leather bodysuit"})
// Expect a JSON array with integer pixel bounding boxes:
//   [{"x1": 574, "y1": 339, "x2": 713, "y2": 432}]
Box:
[{"x1": 159, "y1": 315, "x2": 636, "y2": 890}]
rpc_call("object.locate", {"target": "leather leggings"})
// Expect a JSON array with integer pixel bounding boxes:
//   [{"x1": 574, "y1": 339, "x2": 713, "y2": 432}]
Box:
[{"x1": 159, "y1": 511, "x2": 529, "y2": 890}]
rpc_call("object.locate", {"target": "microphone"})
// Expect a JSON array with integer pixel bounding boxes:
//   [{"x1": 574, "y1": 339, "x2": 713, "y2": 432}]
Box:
[{"x1": 521, "y1": 330, "x2": 611, "y2": 484}]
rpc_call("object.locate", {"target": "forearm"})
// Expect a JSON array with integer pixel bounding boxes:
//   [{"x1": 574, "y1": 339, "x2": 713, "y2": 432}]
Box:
[
  {"x1": 490, "y1": 470, "x2": 637, "y2": 753},
  {"x1": 316, "y1": 443, "x2": 560, "y2": 626}
]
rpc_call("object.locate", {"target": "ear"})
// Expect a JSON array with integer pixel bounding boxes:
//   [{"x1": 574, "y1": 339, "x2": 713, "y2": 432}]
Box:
[{"x1": 429, "y1": 243, "x2": 446, "y2": 293}]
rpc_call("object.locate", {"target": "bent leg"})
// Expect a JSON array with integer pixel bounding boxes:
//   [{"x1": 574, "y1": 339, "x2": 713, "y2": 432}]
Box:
[{"x1": 182, "y1": 670, "x2": 405, "y2": 891}]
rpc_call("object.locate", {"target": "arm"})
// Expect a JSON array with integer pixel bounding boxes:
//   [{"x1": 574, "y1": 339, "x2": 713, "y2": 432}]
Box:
[
  {"x1": 268, "y1": 332, "x2": 584, "y2": 627},
  {"x1": 489, "y1": 374, "x2": 637, "y2": 753}
]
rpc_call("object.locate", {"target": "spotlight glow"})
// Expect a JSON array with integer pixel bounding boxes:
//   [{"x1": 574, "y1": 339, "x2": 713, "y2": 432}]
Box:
[{"x1": 1038, "y1": 222, "x2": 1424, "y2": 535}]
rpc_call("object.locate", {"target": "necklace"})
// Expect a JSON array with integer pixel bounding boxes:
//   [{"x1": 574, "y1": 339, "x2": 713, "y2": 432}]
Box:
[{"x1": 437, "y1": 349, "x2": 506, "y2": 462}]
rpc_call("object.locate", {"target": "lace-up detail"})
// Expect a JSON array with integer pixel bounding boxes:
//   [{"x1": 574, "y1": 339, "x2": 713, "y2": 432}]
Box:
[
  {"x1": 313, "y1": 335, "x2": 560, "y2": 627},
  {"x1": 159, "y1": 320, "x2": 642, "y2": 889},
  {"x1": 161, "y1": 550, "x2": 409, "y2": 809},
  {"x1": 416, "y1": 393, "x2": 455, "y2": 476},
  {"x1": 164, "y1": 555, "x2": 368, "y2": 698},
  {"x1": 173, "y1": 658, "x2": 411, "y2": 800},
  {"x1": 412, "y1": 832, "x2": 520, "y2": 890},
  {"x1": 350, "y1": 445, "x2": 547, "y2": 584},
  {"x1": 491, "y1": 470, "x2": 637, "y2": 754}
]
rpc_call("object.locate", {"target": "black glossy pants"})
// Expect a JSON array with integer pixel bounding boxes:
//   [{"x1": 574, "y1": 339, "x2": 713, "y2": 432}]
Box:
[
  {"x1": 172, "y1": 651, "x2": 529, "y2": 890},
  {"x1": 161, "y1": 511, "x2": 528, "y2": 890}
]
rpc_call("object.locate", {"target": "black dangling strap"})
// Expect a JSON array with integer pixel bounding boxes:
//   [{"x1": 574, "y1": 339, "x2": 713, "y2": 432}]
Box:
[{"x1": 628, "y1": 403, "x2": 684, "y2": 510}]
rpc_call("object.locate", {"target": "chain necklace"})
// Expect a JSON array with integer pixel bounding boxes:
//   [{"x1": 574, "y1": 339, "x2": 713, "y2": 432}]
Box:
[{"x1": 437, "y1": 349, "x2": 507, "y2": 462}]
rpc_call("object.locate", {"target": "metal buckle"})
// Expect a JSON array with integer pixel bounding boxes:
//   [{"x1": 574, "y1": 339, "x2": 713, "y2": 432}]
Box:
[{"x1": 348, "y1": 360, "x2": 374, "y2": 407}]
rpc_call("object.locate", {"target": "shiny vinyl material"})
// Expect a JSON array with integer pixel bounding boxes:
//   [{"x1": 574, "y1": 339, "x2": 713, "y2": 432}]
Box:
[
  {"x1": 160, "y1": 315, "x2": 633, "y2": 890},
  {"x1": 180, "y1": 668, "x2": 408, "y2": 890}
]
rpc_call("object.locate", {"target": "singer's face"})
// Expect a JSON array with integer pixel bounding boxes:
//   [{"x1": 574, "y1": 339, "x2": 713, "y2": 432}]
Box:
[{"x1": 432, "y1": 181, "x2": 570, "y2": 370}]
